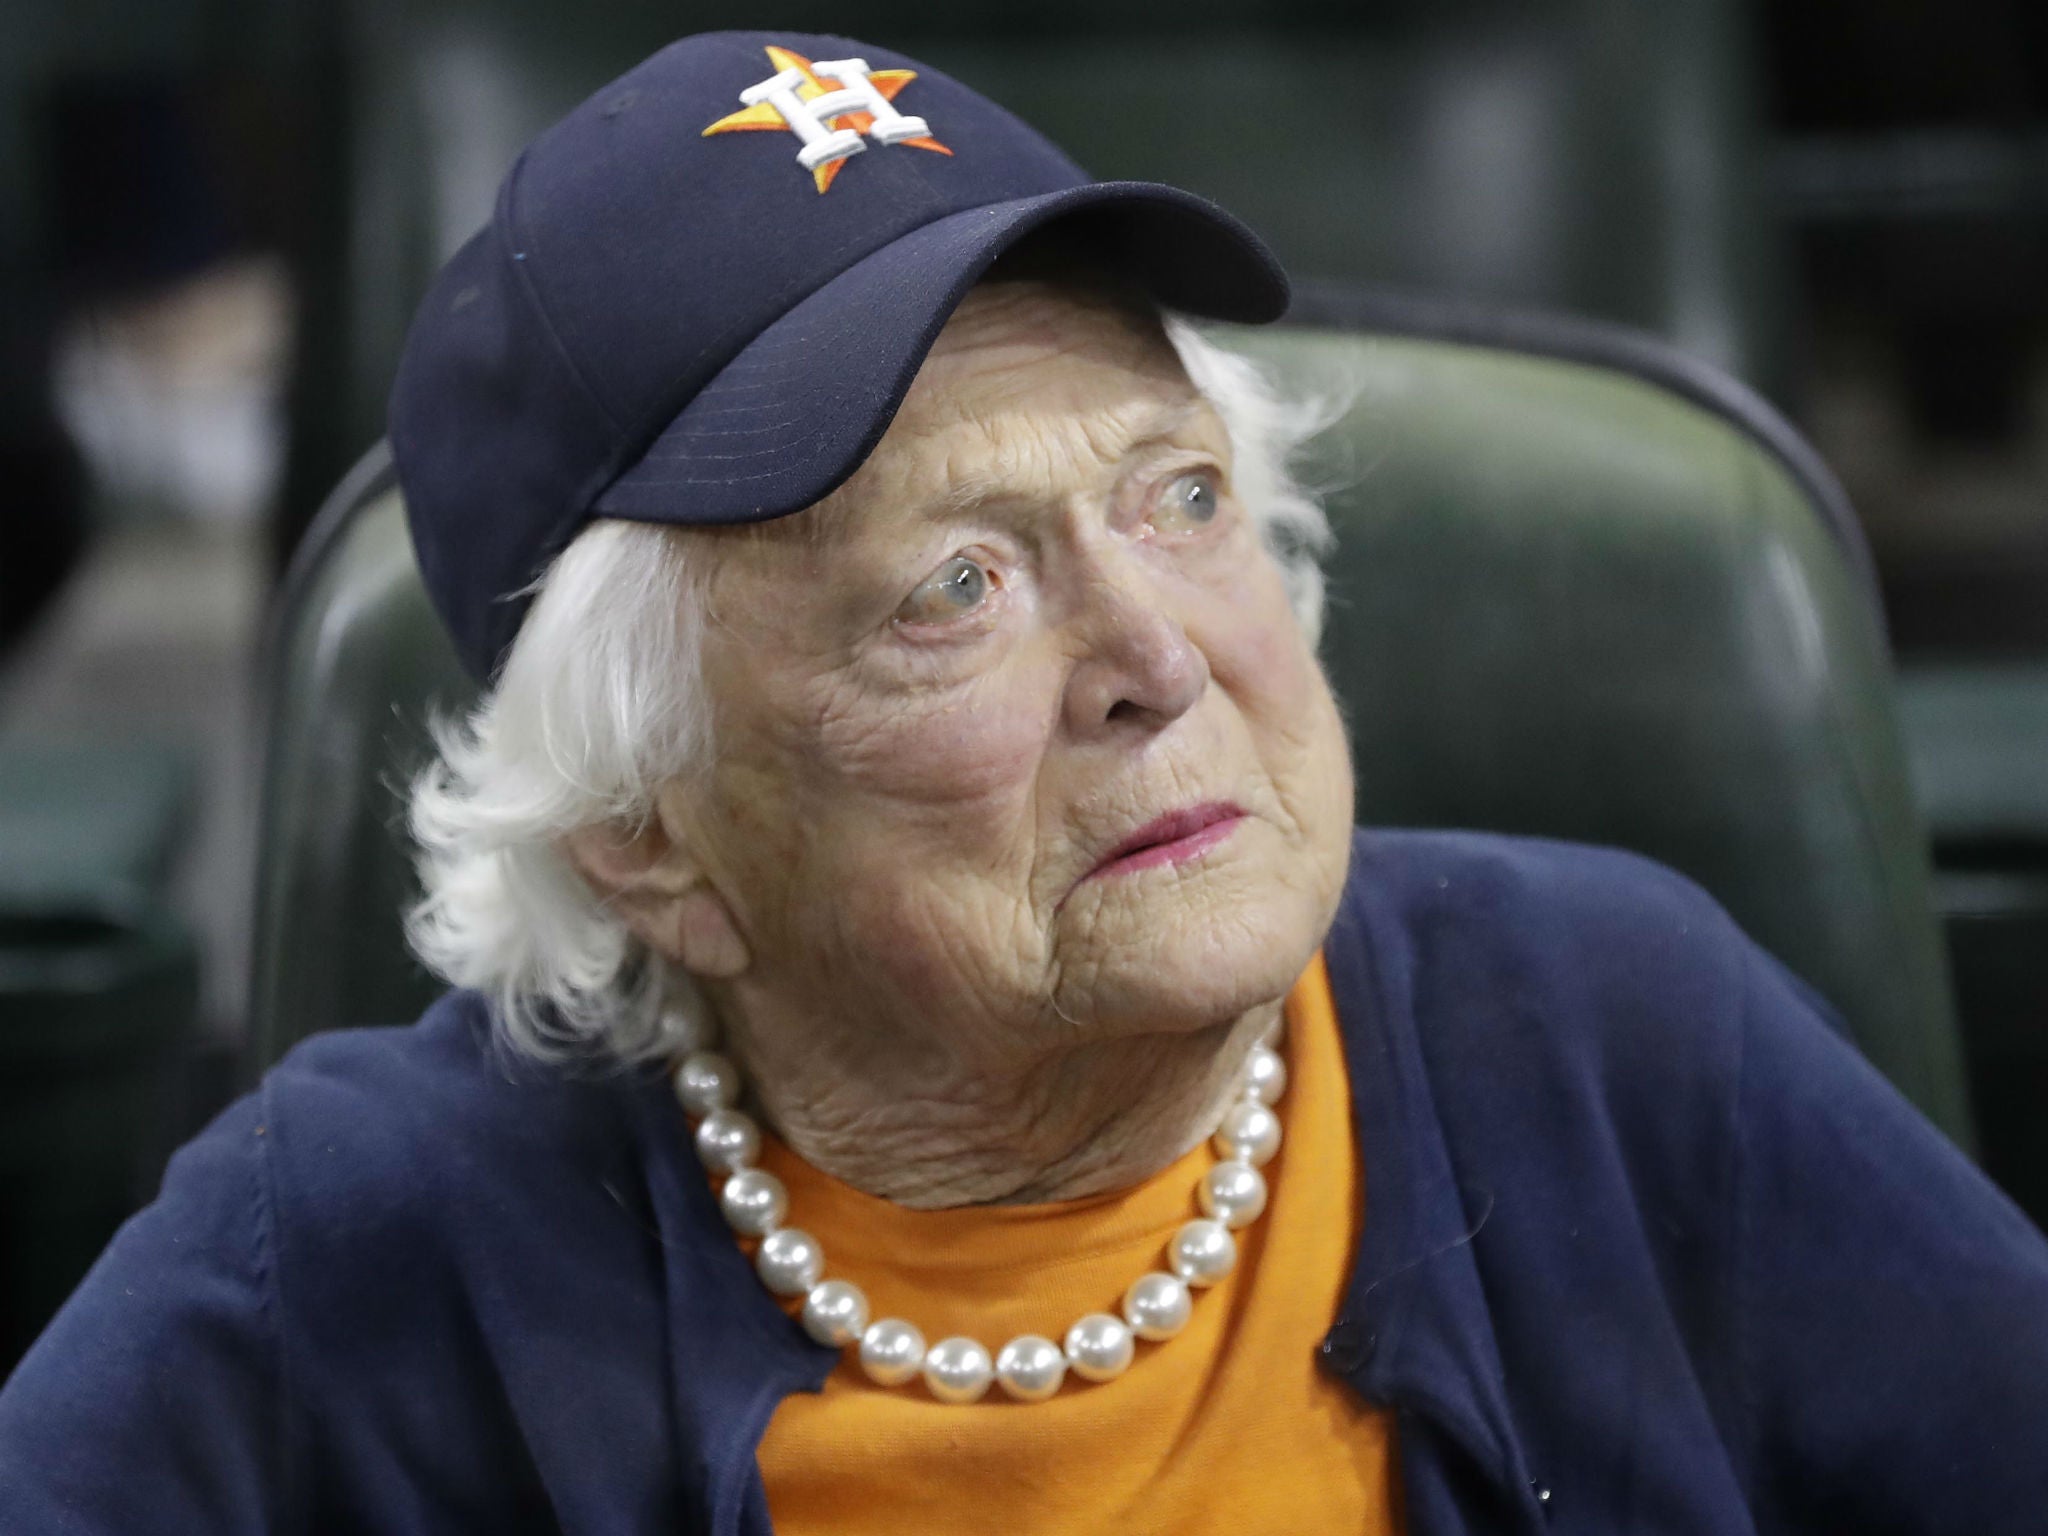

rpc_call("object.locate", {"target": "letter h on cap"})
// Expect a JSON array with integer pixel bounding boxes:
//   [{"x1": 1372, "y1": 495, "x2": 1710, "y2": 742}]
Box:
[{"x1": 740, "y1": 57, "x2": 931, "y2": 171}]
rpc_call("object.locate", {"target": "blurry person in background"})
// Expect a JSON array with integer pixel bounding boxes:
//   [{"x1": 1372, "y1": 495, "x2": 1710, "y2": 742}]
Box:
[
  {"x1": 4, "y1": 30, "x2": 2048, "y2": 1535},
  {"x1": 1, "y1": 77, "x2": 246, "y2": 661},
  {"x1": 0, "y1": 303, "x2": 88, "y2": 661}
]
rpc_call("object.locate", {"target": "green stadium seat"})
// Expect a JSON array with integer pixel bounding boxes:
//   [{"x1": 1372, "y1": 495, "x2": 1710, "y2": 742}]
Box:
[
  {"x1": 0, "y1": 893, "x2": 199, "y2": 1371},
  {"x1": 246, "y1": 306, "x2": 1971, "y2": 1149}
]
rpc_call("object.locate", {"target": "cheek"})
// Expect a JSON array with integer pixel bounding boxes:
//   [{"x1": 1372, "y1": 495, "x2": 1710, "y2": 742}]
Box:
[
  {"x1": 722, "y1": 675, "x2": 1062, "y2": 1018},
  {"x1": 1195, "y1": 560, "x2": 1354, "y2": 833},
  {"x1": 702, "y1": 697, "x2": 1055, "y2": 1007},
  {"x1": 1196, "y1": 557, "x2": 1325, "y2": 724},
  {"x1": 809, "y1": 874, "x2": 1052, "y2": 1015},
  {"x1": 807, "y1": 665, "x2": 1053, "y2": 815}
]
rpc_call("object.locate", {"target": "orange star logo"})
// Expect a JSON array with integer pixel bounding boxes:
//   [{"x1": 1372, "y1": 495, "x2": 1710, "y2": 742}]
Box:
[{"x1": 702, "y1": 46, "x2": 953, "y2": 193}]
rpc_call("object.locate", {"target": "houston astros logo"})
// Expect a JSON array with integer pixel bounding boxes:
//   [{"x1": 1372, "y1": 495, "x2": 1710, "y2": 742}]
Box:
[{"x1": 703, "y1": 46, "x2": 953, "y2": 193}]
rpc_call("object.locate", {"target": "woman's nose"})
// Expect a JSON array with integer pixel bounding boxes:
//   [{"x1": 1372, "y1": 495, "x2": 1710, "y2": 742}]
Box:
[{"x1": 1060, "y1": 565, "x2": 1210, "y2": 737}]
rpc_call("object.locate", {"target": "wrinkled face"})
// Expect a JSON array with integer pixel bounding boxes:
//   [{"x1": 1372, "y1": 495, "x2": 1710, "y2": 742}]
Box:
[{"x1": 669, "y1": 280, "x2": 1353, "y2": 1072}]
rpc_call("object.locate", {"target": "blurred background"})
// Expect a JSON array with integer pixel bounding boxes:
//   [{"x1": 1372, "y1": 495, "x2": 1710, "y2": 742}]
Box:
[{"x1": 2, "y1": 0, "x2": 2044, "y2": 1369}]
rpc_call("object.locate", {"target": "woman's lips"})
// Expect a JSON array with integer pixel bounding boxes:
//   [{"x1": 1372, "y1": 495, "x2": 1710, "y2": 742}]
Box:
[{"x1": 1083, "y1": 802, "x2": 1247, "y2": 883}]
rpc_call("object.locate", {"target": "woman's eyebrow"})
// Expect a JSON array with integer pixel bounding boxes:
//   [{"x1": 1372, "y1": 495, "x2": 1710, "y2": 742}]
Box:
[{"x1": 913, "y1": 395, "x2": 1212, "y2": 527}]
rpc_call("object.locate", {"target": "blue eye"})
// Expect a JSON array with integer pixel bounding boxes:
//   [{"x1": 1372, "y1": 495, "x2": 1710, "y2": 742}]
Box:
[
  {"x1": 1157, "y1": 471, "x2": 1220, "y2": 530},
  {"x1": 897, "y1": 554, "x2": 991, "y2": 624}
]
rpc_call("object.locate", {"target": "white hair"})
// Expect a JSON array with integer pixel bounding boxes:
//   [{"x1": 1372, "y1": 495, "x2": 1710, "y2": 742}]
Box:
[{"x1": 404, "y1": 316, "x2": 1345, "y2": 1065}]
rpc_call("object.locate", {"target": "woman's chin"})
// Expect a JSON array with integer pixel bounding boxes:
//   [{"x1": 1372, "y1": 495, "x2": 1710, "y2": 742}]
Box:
[{"x1": 1051, "y1": 866, "x2": 1325, "y2": 1037}]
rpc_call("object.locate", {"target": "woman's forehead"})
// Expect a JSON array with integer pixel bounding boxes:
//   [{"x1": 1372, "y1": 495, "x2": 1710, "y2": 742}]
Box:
[
  {"x1": 777, "y1": 283, "x2": 1211, "y2": 546},
  {"x1": 920, "y1": 278, "x2": 1179, "y2": 373}
]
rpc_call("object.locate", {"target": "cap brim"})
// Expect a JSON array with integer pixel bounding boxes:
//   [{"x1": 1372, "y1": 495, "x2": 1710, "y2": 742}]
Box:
[{"x1": 591, "y1": 181, "x2": 1288, "y2": 525}]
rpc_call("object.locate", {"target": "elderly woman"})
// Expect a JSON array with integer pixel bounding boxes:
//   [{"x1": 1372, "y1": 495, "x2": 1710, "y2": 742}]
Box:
[{"x1": 5, "y1": 28, "x2": 2048, "y2": 1536}]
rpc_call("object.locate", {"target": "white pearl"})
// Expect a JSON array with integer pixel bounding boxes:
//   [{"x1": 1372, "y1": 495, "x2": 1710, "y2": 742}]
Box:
[
  {"x1": 695, "y1": 1108, "x2": 760, "y2": 1173},
  {"x1": 674, "y1": 1050, "x2": 740, "y2": 1115},
  {"x1": 1063, "y1": 1313, "x2": 1135, "y2": 1382},
  {"x1": 923, "y1": 1337, "x2": 994, "y2": 1404},
  {"x1": 858, "y1": 1318, "x2": 927, "y2": 1386},
  {"x1": 1168, "y1": 1218, "x2": 1237, "y2": 1288},
  {"x1": 801, "y1": 1279, "x2": 870, "y2": 1347},
  {"x1": 718, "y1": 1168, "x2": 787, "y2": 1237},
  {"x1": 755, "y1": 1227, "x2": 823, "y2": 1296},
  {"x1": 1199, "y1": 1159, "x2": 1268, "y2": 1229},
  {"x1": 994, "y1": 1335, "x2": 1067, "y2": 1401},
  {"x1": 1213, "y1": 1100, "x2": 1281, "y2": 1167},
  {"x1": 1121, "y1": 1271, "x2": 1193, "y2": 1341},
  {"x1": 1241, "y1": 1043, "x2": 1287, "y2": 1105}
]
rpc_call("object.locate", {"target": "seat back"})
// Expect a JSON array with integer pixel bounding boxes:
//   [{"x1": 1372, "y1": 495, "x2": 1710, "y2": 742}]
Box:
[
  {"x1": 2, "y1": 893, "x2": 199, "y2": 1371},
  {"x1": 248, "y1": 312, "x2": 1969, "y2": 1144},
  {"x1": 247, "y1": 449, "x2": 466, "y2": 1067}
]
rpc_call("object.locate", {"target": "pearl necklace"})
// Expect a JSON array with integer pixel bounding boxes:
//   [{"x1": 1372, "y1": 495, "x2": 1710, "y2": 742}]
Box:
[{"x1": 669, "y1": 1031, "x2": 1288, "y2": 1405}]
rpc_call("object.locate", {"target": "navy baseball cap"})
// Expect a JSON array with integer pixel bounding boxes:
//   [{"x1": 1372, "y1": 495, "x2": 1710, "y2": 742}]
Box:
[{"x1": 389, "y1": 30, "x2": 1290, "y2": 683}]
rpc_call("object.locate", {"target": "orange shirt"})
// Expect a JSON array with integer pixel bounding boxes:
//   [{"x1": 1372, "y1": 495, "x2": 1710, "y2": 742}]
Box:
[{"x1": 755, "y1": 952, "x2": 1403, "y2": 1534}]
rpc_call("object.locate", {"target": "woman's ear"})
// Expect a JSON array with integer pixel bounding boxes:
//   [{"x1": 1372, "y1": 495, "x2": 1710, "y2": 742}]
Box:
[{"x1": 558, "y1": 817, "x2": 752, "y2": 979}]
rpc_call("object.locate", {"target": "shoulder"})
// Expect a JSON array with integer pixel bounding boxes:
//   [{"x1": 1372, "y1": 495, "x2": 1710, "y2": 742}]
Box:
[
  {"x1": 232, "y1": 991, "x2": 663, "y2": 1325},
  {"x1": 1326, "y1": 827, "x2": 1759, "y2": 1158},
  {"x1": 1341, "y1": 824, "x2": 1741, "y2": 940},
  {"x1": 1334, "y1": 825, "x2": 1751, "y2": 1033},
  {"x1": 261, "y1": 988, "x2": 644, "y2": 1152},
  {"x1": 0, "y1": 996, "x2": 679, "y2": 1523}
]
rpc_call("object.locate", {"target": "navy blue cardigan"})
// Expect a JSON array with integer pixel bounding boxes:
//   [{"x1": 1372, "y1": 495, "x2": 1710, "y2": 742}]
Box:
[{"x1": 5, "y1": 829, "x2": 2047, "y2": 1533}]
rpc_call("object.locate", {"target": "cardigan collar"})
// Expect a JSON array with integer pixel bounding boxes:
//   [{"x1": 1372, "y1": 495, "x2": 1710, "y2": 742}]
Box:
[
  {"x1": 630, "y1": 829, "x2": 1545, "y2": 1533},
  {"x1": 632, "y1": 1081, "x2": 834, "y2": 1534},
  {"x1": 1319, "y1": 833, "x2": 1548, "y2": 1529}
]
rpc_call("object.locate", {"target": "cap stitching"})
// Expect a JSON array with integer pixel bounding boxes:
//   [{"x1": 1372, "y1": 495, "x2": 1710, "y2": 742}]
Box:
[
  {"x1": 494, "y1": 148, "x2": 632, "y2": 438},
  {"x1": 609, "y1": 415, "x2": 873, "y2": 483}
]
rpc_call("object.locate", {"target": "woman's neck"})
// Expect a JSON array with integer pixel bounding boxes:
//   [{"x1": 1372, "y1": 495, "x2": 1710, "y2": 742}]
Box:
[{"x1": 703, "y1": 994, "x2": 1282, "y2": 1209}]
